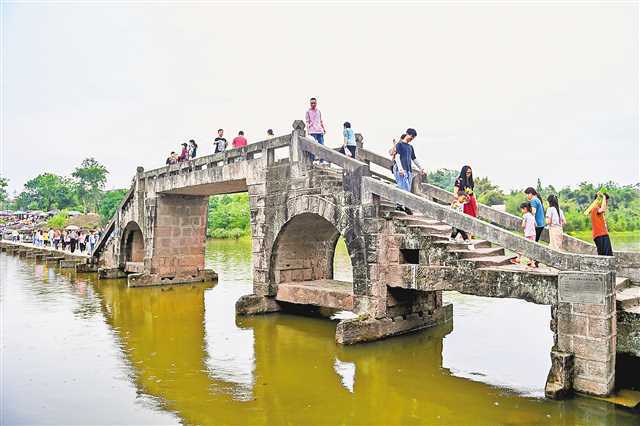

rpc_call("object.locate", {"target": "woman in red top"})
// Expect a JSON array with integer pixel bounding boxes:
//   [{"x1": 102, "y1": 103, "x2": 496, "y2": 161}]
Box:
[{"x1": 454, "y1": 165, "x2": 478, "y2": 218}]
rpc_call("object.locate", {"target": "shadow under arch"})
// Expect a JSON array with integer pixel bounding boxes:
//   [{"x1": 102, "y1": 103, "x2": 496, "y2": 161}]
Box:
[{"x1": 119, "y1": 221, "x2": 144, "y2": 266}]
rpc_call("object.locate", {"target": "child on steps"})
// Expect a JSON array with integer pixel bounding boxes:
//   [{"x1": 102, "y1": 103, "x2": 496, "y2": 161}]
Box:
[{"x1": 511, "y1": 202, "x2": 537, "y2": 267}]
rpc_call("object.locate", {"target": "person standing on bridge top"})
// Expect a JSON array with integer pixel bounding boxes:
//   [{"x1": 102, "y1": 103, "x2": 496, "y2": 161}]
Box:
[
  {"x1": 305, "y1": 97, "x2": 326, "y2": 163},
  {"x1": 233, "y1": 131, "x2": 248, "y2": 149},
  {"x1": 214, "y1": 129, "x2": 227, "y2": 154},
  {"x1": 394, "y1": 128, "x2": 424, "y2": 215},
  {"x1": 178, "y1": 143, "x2": 189, "y2": 162},
  {"x1": 188, "y1": 139, "x2": 198, "y2": 159},
  {"x1": 267, "y1": 129, "x2": 274, "y2": 138}
]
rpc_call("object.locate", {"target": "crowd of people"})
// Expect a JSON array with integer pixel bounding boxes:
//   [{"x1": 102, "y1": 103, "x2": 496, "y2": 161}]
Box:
[
  {"x1": 164, "y1": 128, "x2": 280, "y2": 165},
  {"x1": 30, "y1": 228, "x2": 101, "y2": 254}
]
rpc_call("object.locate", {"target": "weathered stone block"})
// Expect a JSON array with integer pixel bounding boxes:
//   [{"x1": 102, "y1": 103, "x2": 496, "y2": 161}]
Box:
[
  {"x1": 545, "y1": 350, "x2": 574, "y2": 399},
  {"x1": 236, "y1": 294, "x2": 281, "y2": 315}
]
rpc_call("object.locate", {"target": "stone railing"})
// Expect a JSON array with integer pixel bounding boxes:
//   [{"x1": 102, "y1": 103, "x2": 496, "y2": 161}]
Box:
[
  {"x1": 296, "y1": 135, "x2": 371, "y2": 204},
  {"x1": 141, "y1": 135, "x2": 293, "y2": 180},
  {"x1": 363, "y1": 177, "x2": 616, "y2": 273}
]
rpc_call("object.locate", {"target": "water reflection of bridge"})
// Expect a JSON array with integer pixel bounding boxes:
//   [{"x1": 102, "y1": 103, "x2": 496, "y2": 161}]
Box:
[{"x1": 88, "y1": 275, "x2": 628, "y2": 425}]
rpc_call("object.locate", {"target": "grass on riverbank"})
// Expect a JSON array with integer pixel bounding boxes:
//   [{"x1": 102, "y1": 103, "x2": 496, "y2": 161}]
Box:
[{"x1": 569, "y1": 230, "x2": 640, "y2": 252}]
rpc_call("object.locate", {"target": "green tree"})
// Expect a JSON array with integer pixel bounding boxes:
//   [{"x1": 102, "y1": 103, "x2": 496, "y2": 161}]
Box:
[
  {"x1": 427, "y1": 168, "x2": 458, "y2": 191},
  {"x1": 47, "y1": 211, "x2": 68, "y2": 229},
  {"x1": 474, "y1": 176, "x2": 501, "y2": 196},
  {"x1": 207, "y1": 193, "x2": 251, "y2": 238},
  {"x1": 16, "y1": 173, "x2": 78, "y2": 211},
  {"x1": 72, "y1": 158, "x2": 109, "y2": 213},
  {"x1": 98, "y1": 189, "x2": 128, "y2": 224}
]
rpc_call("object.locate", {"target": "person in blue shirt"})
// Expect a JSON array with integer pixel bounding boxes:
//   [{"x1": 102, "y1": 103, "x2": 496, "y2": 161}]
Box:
[
  {"x1": 342, "y1": 122, "x2": 357, "y2": 158},
  {"x1": 393, "y1": 128, "x2": 424, "y2": 214},
  {"x1": 525, "y1": 187, "x2": 545, "y2": 266}
]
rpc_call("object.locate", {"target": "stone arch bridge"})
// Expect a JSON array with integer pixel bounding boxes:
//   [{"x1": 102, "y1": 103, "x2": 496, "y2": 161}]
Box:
[{"x1": 92, "y1": 120, "x2": 640, "y2": 399}]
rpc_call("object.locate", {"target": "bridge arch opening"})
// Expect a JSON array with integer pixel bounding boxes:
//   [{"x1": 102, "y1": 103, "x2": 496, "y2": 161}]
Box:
[
  {"x1": 270, "y1": 213, "x2": 353, "y2": 286},
  {"x1": 120, "y1": 221, "x2": 145, "y2": 265}
]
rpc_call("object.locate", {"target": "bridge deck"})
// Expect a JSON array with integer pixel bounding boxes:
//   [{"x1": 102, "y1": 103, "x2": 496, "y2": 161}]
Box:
[{"x1": 276, "y1": 280, "x2": 354, "y2": 311}]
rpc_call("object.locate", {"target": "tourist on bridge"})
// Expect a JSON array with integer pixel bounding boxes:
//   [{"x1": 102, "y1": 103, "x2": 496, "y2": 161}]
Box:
[
  {"x1": 87, "y1": 230, "x2": 97, "y2": 254},
  {"x1": 48, "y1": 228, "x2": 54, "y2": 247},
  {"x1": 545, "y1": 194, "x2": 565, "y2": 250},
  {"x1": 267, "y1": 129, "x2": 274, "y2": 139},
  {"x1": 78, "y1": 232, "x2": 86, "y2": 253},
  {"x1": 166, "y1": 151, "x2": 178, "y2": 165},
  {"x1": 342, "y1": 122, "x2": 356, "y2": 158},
  {"x1": 590, "y1": 192, "x2": 613, "y2": 256},
  {"x1": 69, "y1": 229, "x2": 78, "y2": 253},
  {"x1": 178, "y1": 143, "x2": 189, "y2": 162},
  {"x1": 233, "y1": 131, "x2": 248, "y2": 149},
  {"x1": 214, "y1": 129, "x2": 227, "y2": 153},
  {"x1": 524, "y1": 187, "x2": 545, "y2": 266},
  {"x1": 450, "y1": 191, "x2": 471, "y2": 243},
  {"x1": 53, "y1": 229, "x2": 61, "y2": 250},
  {"x1": 305, "y1": 97, "x2": 326, "y2": 163},
  {"x1": 188, "y1": 140, "x2": 198, "y2": 159},
  {"x1": 454, "y1": 166, "x2": 477, "y2": 219},
  {"x1": 511, "y1": 202, "x2": 537, "y2": 267},
  {"x1": 394, "y1": 128, "x2": 423, "y2": 215}
]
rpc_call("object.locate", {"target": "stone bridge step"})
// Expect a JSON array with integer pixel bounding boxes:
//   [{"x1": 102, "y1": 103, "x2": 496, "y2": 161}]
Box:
[
  {"x1": 407, "y1": 224, "x2": 451, "y2": 234},
  {"x1": 463, "y1": 254, "x2": 517, "y2": 268},
  {"x1": 476, "y1": 264, "x2": 559, "y2": 277},
  {"x1": 448, "y1": 247, "x2": 505, "y2": 259},
  {"x1": 434, "y1": 239, "x2": 492, "y2": 250},
  {"x1": 616, "y1": 277, "x2": 632, "y2": 291},
  {"x1": 276, "y1": 280, "x2": 353, "y2": 311},
  {"x1": 617, "y1": 286, "x2": 640, "y2": 310}
]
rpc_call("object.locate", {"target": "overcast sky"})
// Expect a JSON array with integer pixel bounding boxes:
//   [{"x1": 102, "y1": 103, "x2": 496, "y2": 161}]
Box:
[{"x1": 2, "y1": 2, "x2": 638, "y2": 194}]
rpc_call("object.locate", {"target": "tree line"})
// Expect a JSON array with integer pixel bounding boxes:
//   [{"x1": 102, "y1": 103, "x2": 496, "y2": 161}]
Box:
[
  {"x1": 3, "y1": 161, "x2": 637, "y2": 236},
  {"x1": 0, "y1": 158, "x2": 126, "y2": 225},
  {"x1": 427, "y1": 169, "x2": 640, "y2": 233}
]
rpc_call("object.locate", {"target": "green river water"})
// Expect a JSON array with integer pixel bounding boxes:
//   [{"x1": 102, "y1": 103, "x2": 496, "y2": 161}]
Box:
[{"x1": 2, "y1": 237, "x2": 639, "y2": 425}]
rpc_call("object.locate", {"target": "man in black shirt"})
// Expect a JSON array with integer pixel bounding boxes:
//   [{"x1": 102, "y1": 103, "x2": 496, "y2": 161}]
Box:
[{"x1": 214, "y1": 129, "x2": 227, "y2": 153}]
